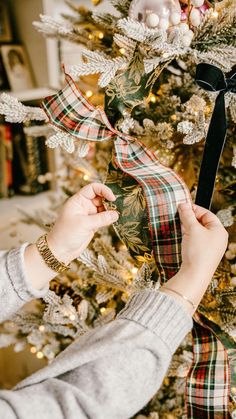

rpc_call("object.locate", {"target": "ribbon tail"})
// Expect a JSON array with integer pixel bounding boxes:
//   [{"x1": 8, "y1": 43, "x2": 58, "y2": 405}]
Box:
[
  {"x1": 195, "y1": 91, "x2": 227, "y2": 210},
  {"x1": 186, "y1": 319, "x2": 231, "y2": 419}
]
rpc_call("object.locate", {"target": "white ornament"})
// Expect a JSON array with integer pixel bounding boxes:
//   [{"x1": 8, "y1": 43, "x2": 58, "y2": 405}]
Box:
[
  {"x1": 217, "y1": 208, "x2": 234, "y2": 227},
  {"x1": 229, "y1": 243, "x2": 236, "y2": 253},
  {"x1": 182, "y1": 30, "x2": 194, "y2": 47},
  {"x1": 129, "y1": 0, "x2": 181, "y2": 28},
  {"x1": 179, "y1": 22, "x2": 189, "y2": 33},
  {"x1": 190, "y1": 8, "x2": 201, "y2": 26},
  {"x1": 159, "y1": 17, "x2": 169, "y2": 30},
  {"x1": 170, "y1": 11, "x2": 181, "y2": 25},
  {"x1": 191, "y1": 0, "x2": 204, "y2": 7},
  {"x1": 230, "y1": 277, "x2": 236, "y2": 287},
  {"x1": 146, "y1": 12, "x2": 160, "y2": 28},
  {"x1": 225, "y1": 250, "x2": 235, "y2": 260}
]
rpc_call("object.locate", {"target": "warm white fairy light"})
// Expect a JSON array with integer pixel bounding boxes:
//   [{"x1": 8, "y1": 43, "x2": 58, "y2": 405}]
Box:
[
  {"x1": 100, "y1": 307, "x2": 106, "y2": 313},
  {"x1": 85, "y1": 90, "x2": 93, "y2": 98},
  {"x1": 36, "y1": 351, "x2": 44, "y2": 359},
  {"x1": 119, "y1": 48, "x2": 126, "y2": 55},
  {"x1": 69, "y1": 314, "x2": 76, "y2": 321},
  {"x1": 83, "y1": 174, "x2": 89, "y2": 181},
  {"x1": 150, "y1": 94, "x2": 156, "y2": 103},
  {"x1": 30, "y1": 346, "x2": 37, "y2": 354},
  {"x1": 39, "y1": 325, "x2": 45, "y2": 332},
  {"x1": 212, "y1": 10, "x2": 219, "y2": 18},
  {"x1": 131, "y1": 267, "x2": 138, "y2": 274},
  {"x1": 98, "y1": 32, "x2": 104, "y2": 39}
]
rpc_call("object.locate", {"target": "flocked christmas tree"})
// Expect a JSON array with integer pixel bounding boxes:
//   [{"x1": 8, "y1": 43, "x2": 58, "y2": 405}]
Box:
[{"x1": 0, "y1": 0, "x2": 236, "y2": 417}]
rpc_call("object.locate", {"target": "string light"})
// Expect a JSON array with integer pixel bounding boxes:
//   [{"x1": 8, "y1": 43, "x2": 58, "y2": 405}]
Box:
[
  {"x1": 212, "y1": 10, "x2": 219, "y2": 18},
  {"x1": 83, "y1": 174, "x2": 89, "y2": 181},
  {"x1": 69, "y1": 314, "x2": 76, "y2": 321},
  {"x1": 100, "y1": 307, "x2": 106, "y2": 313},
  {"x1": 36, "y1": 351, "x2": 44, "y2": 359},
  {"x1": 150, "y1": 94, "x2": 156, "y2": 103},
  {"x1": 85, "y1": 90, "x2": 93, "y2": 98},
  {"x1": 131, "y1": 267, "x2": 138, "y2": 274},
  {"x1": 171, "y1": 114, "x2": 177, "y2": 121},
  {"x1": 98, "y1": 32, "x2": 104, "y2": 39},
  {"x1": 39, "y1": 325, "x2": 45, "y2": 332},
  {"x1": 30, "y1": 346, "x2": 37, "y2": 354},
  {"x1": 88, "y1": 34, "x2": 93, "y2": 40},
  {"x1": 119, "y1": 48, "x2": 126, "y2": 55}
]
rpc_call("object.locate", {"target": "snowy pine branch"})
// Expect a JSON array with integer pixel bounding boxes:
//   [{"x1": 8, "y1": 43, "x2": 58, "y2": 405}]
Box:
[
  {"x1": 113, "y1": 33, "x2": 137, "y2": 56},
  {"x1": 117, "y1": 17, "x2": 165, "y2": 44},
  {"x1": 34, "y1": 14, "x2": 74, "y2": 36},
  {"x1": 193, "y1": 45, "x2": 236, "y2": 73},
  {"x1": 46, "y1": 127, "x2": 76, "y2": 153},
  {"x1": 192, "y1": 7, "x2": 236, "y2": 51},
  {"x1": 111, "y1": 0, "x2": 132, "y2": 16},
  {"x1": 33, "y1": 14, "x2": 86, "y2": 44},
  {"x1": 69, "y1": 49, "x2": 127, "y2": 87},
  {"x1": 92, "y1": 12, "x2": 118, "y2": 30},
  {"x1": 0, "y1": 93, "x2": 47, "y2": 123}
]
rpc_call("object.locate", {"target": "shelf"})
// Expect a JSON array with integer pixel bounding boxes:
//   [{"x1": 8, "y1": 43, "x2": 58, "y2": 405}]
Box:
[{"x1": 9, "y1": 87, "x2": 58, "y2": 102}]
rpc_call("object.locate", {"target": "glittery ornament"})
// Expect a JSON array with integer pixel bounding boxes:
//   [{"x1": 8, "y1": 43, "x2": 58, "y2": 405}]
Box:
[{"x1": 217, "y1": 208, "x2": 234, "y2": 227}]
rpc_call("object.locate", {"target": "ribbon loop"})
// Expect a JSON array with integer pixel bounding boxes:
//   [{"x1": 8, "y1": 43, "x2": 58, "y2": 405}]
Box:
[
  {"x1": 196, "y1": 63, "x2": 227, "y2": 92},
  {"x1": 226, "y1": 77, "x2": 236, "y2": 93}
]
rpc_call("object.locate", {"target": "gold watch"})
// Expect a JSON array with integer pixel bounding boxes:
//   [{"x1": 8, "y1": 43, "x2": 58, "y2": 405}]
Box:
[{"x1": 36, "y1": 234, "x2": 70, "y2": 273}]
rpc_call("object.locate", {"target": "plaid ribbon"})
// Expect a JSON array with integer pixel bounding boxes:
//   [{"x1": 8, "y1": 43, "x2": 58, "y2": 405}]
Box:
[{"x1": 42, "y1": 72, "x2": 232, "y2": 418}]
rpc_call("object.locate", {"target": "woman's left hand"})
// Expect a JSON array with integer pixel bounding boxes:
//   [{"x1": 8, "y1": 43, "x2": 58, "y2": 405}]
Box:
[{"x1": 47, "y1": 183, "x2": 119, "y2": 264}]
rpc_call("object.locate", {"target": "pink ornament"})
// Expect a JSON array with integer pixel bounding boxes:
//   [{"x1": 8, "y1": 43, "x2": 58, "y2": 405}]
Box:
[
  {"x1": 181, "y1": 10, "x2": 188, "y2": 21},
  {"x1": 199, "y1": 3, "x2": 209, "y2": 14}
]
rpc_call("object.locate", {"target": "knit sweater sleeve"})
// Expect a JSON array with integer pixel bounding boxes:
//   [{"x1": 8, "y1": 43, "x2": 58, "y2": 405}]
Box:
[
  {"x1": 0, "y1": 289, "x2": 193, "y2": 419},
  {"x1": 0, "y1": 244, "x2": 49, "y2": 322}
]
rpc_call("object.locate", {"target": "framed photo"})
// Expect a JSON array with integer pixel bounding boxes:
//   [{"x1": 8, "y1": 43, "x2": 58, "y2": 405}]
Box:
[
  {"x1": 0, "y1": 2, "x2": 12, "y2": 43},
  {"x1": 1, "y1": 45, "x2": 35, "y2": 92}
]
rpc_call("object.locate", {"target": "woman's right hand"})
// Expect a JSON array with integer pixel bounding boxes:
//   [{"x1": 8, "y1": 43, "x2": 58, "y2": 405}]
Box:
[
  {"x1": 178, "y1": 203, "x2": 228, "y2": 280},
  {"x1": 160, "y1": 203, "x2": 228, "y2": 315}
]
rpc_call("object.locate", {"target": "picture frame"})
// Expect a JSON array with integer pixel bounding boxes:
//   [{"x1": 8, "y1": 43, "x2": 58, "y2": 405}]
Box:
[
  {"x1": 0, "y1": 2, "x2": 12, "y2": 43},
  {"x1": 1, "y1": 45, "x2": 35, "y2": 92}
]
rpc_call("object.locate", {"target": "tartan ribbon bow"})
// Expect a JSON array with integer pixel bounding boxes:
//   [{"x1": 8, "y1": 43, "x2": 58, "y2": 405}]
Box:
[
  {"x1": 195, "y1": 63, "x2": 236, "y2": 209},
  {"x1": 42, "y1": 72, "x2": 191, "y2": 281},
  {"x1": 42, "y1": 72, "x2": 233, "y2": 418}
]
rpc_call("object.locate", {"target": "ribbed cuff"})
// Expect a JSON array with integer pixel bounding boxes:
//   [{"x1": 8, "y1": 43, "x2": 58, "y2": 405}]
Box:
[
  {"x1": 0, "y1": 399, "x2": 15, "y2": 419},
  {"x1": 117, "y1": 289, "x2": 193, "y2": 354},
  {"x1": 6, "y1": 243, "x2": 49, "y2": 302}
]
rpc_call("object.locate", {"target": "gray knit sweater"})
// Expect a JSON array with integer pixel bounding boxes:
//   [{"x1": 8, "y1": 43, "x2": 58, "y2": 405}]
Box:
[{"x1": 0, "y1": 244, "x2": 193, "y2": 419}]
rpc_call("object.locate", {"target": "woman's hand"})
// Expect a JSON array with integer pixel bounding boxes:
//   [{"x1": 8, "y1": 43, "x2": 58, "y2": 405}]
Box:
[
  {"x1": 24, "y1": 183, "x2": 118, "y2": 290},
  {"x1": 47, "y1": 183, "x2": 119, "y2": 264},
  {"x1": 178, "y1": 203, "x2": 228, "y2": 279},
  {"x1": 160, "y1": 203, "x2": 228, "y2": 314}
]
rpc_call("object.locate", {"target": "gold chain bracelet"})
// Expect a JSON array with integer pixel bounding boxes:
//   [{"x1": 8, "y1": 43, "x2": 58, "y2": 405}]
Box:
[
  {"x1": 161, "y1": 286, "x2": 197, "y2": 310},
  {"x1": 36, "y1": 234, "x2": 70, "y2": 274}
]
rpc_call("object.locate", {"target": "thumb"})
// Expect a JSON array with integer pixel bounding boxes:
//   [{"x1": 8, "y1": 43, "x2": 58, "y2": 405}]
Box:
[
  {"x1": 89, "y1": 210, "x2": 119, "y2": 230},
  {"x1": 178, "y1": 202, "x2": 197, "y2": 232}
]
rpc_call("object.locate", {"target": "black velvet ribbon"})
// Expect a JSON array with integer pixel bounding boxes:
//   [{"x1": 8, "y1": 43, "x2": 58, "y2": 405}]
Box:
[{"x1": 195, "y1": 63, "x2": 236, "y2": 209}]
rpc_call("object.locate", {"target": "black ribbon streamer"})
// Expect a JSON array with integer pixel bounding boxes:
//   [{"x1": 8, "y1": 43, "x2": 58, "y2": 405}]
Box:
[{"x1": 195, "y1": 63, "x2": 236, "y2": 209}]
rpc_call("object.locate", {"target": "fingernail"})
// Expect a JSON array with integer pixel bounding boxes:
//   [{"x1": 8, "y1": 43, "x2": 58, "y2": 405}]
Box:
[
  {"x1": 109, "y1": 210, "x2": 119, "y2": 221},
  {"x1": 179, "y1": 202, "x2": 191, "y2": 211}
]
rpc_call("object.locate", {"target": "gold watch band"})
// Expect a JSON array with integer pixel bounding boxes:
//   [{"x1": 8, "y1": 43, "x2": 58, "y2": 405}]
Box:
[{"x1": 36, "y1": 234, "x2": 69, "y2": 273}]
